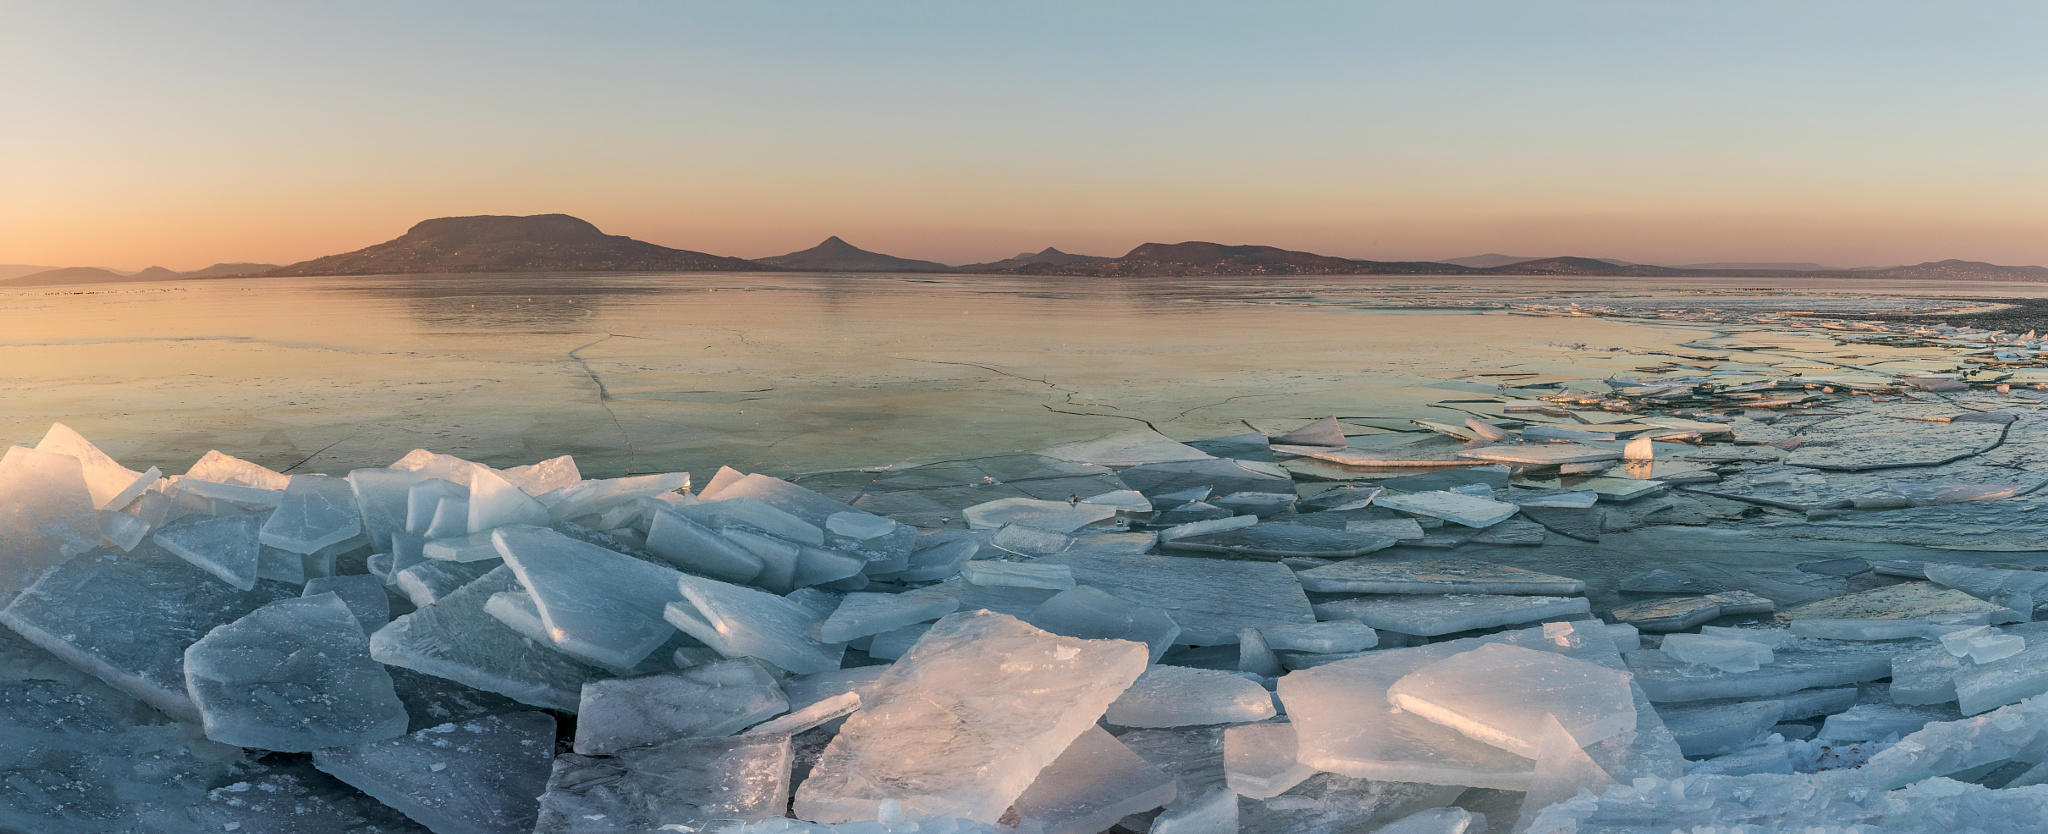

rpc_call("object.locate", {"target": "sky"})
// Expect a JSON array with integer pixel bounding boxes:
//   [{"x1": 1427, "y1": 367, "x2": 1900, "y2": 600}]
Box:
[{"x1": 3, "y1": 1, "x2": 2045, "y2": 270}]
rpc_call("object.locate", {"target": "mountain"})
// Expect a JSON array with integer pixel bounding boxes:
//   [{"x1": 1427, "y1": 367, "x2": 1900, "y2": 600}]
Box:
[
  {"x1": 954, "y1": 247, "x2": 1110, "y2": 273},
  {"x1": 1478, "y1": 256, "x2": 1688, "y2": 277},
  {"x1": 757, "y1": 236, "x2": 951, "y2": 272},
  {"x1": 1854, "y1": 259, "x2": 2048, "y2": 281},
  {"x1": 0, "y1": 264, "x2": 63, "y2": 281},
  {"x1": 266, "y1": 214, "x2": 763, "y2": 276},
  {"x1": 1, "y1": 266, "x2": 193, "y2": 286},
  {"x1": 127, "y1": 266, "x2": 182, "y2": 281},
  {"x1": 1672, "y1": 261, "x2": 1835, "y2": 272},
  {"x1": 1015, "y1": 241, "x2": 1470, "y2": 277},
  {"x1": 1445, "y1": 254, "x2": 1633, "y2": 268},
  {"x1": 185, "y1": 262, "x2": 281, "y2": 278}
]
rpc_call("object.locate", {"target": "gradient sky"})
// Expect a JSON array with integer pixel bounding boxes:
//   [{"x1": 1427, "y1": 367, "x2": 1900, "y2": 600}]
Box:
[{"x1": 4, "y1": 1, "x2": 2045, "y2": 270}]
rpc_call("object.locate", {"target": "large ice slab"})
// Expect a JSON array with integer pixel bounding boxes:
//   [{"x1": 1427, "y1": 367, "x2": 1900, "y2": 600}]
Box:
[
  {"x1": 184, "y1": 593, "x2": 407, "y2": 751},
  {"x1": 1041, "y1": 431, "x2": 1213, "y2": 466},
  {"x1": 0, "y1": 445, "x2": 101, "y2": 600},
  {"x1": 1222, "y1": 721, "x2": 1315, "y2": 799},
  {"x1": 314, "y1": 711, "x2": 557, "y2": 834},
  {"x1": 467, "y1": 466, "x2": 550, "y2": 533},
  {"x1": 1610, "y1": 590, "x2": 1774, "y2": 633},
  {"x1": 1025, "y1": 585, "x2": 1181, "y2": 663},
  {"x1": 1387, "y1": 643, "x2": 1636, "y2": 756},
  {"x1": 152, "y1": 512, "x2": 263, "y2": 590},
  {"x1": 1374, "y1": 490, "x2": 1519, "y2": 528},
  {"x1": 186, "y1": 763, "x2": 427, "y2": 834},
  {"x1": 534, "y1": 733, "x2": 793, "y2": 833},
  {"x1": 667, "y1": 574, "x2": 846, "y2": 674},
  {"x1": 574, "y1": 660, "x2": 788, "y2": 754},
  {"x1": 1009, "y1": 726, "x2": 1176, "y2": 834},
  {"x1": 1163, "y1": 522, "x2": 1398, "y2": 560},
  {"x1": 1297, "y1": 558, "x2": 1585, "y2": 595},
  {"x1": 0, "y1": 544, "x2": 294, "y2": 723},
  {"x1": 261, "y1": 474, "x2": 365, "y2": 555},
  {"x1": 1102, "y1": 665, "x2": 1275, "y2": 728},
  {"x1": 492, "y1": 525, "x2": 686, "y2": 670},
  {"x1": 962, "y1": 497, "x2": 1116, "y2": 532},
  {"x1": 34, "y1": 422, "x2": 159, "y2": 510},
  {"x1": 369, "y1": 565, "x2": 600, "y2": 712},
  {"x1": 1525, "y1": 770, "x2": 2048, "y2": 832},
  {"x1": 1314, "y1": 593, "x2": 1590, "y2": 637},
  {"x1": 1784, "y1": 582, "x2": 2007, "y2": 640},
  {"x1": 1037, "y1": 552, "x2": 1315, "y2": 644},
  {"x1": 818, "y1": 588, "x2": 959, "y2": 643},
  {"x1": 1277, "y1": 621, "x2": 1680, "y2": 790},
  {"x1": 793, "y1": 611, "x2": 1148, "y2": 824},
  {"x1": 643, "y1": 503, "x2": 766, "y2": 583},
  {"x1": 1625, "y1": 636, "x2": 1896, "y2": 703}
]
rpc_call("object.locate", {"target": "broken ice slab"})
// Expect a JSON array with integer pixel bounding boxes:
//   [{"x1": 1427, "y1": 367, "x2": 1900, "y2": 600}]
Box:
[
  {"x1": 1860, "y1": 692, "x2": 2048, "y2": 789},
  {"x1": 1374, "y1": 490, "x2": 1519, "y2": 528},
  {"x1": 1817, "y1": 703, "x2": 1956, "y2": 742},
  {"x1": 1163, "y1": 522, "x2": 1398, "y2": 560},
  {"x1": 1660, "y1": 632, "x2": 1774, "y2": 672},
  {"x1": 793, "y1": 611, "x2": 1148, "y2": 824},
  {"x1": 1387, "y1": 643, "x2": 1637, "y2": 756},
  {"x1": 0, "y1": 445, "x2": 102, "y2": 600},
  {"x1": 1009, "y1": 726, "x2": 1177, "y2": 834},
  {"x1": 493, "y1": 525, "x2": 687, "y2": 670},
  {"x1": 1103, "y1": 665, "x2": 1276, "y2": 728},
  {"x1": 962, "y1": 497, "x2": 1115, "y2": 533},
  {"x1": 668, "y1": 574, "x2": 846, "y2": 674},
  {"x1": 1503, "y1": 487, "x2": 1599, "y2": 508},
  {"x1": 1940, "y1": 625, "x2": 2025, "y2": 663},
  {"x1": 1157, "y1": 513, "x2": 1256, "y2": 543},
  {"x1": 641, "y1": 503, "x2": 767, "y2": 584},
  {"x1": 1238, "y1": 772, "x2": 1472, "y2": 834},
  {"x1": 0, "y1": 544, "x2": 295, "y2": 723},
  {"x1": 1525, "y1": 767, "x2": 2048, "y2": 831},
  {"x1": 961, "y1": 560, "x2": 1075, "y2": 590},
  {"x1": 1609, "y1": 590, "x2": 1774, "y2": 633},
  {"x1": 1571, "y1": 476, "x2": 1666, "y2": 502},
  {"x1": 881, "y1": 535, "x2": 979, "y2": 583},
  {"x1": 1038, "y1": 552, "x2": 1316, "y2": 645},
  {"x1": 1268, "y1": 416, "x2": 1348, "y2": 448},
  {"x1": 1625, "y1": 636, "x2": 1896, "y2": 703},
  {"x1": 543, "y1": 471, "x2": 691, "y2": 523},
  {"x1": 1784, "y1": 411, "x2": 2005, "y2": 471},
  {"x1": 406, "y1": 478, "x2": 466, "y2": 535},
  {"x1": 1659, "y1": 700, "x2": 1785, "y2": 757},
  {"x1": 573, "y1": 659, "x2": 788, "y2": 754},
  {"x1": 534, "y1": 732, "x2": 793, "y2": 833},
  {"x1": 1471, "y1": 517, "x2": 1548, "y2": 545},
  {"x1": 304, "y1": 574, "x2": 393, "y2": 632},
  {"x1": 186, "y1": 763, "x2": 426, "y2": 834},
  {"x1": 1278, "y1": 621, "x2": 1680, "y2": 791},
  {"x1": 34, "y1": 422, "x2": 159, "y2": 510},
  {"x1": 152, "y1": 512, "x2": 263, "y2": 590},
  {"x1": 1025, "y1": 585, "x2": 1181, "y2": 663},
  {"x1": 1955, "y1": 641, "x2": 2048, "y2": 715},
  {"x1": 184, "y1": 593, "x2": 407, "y2": 751},
  {"x1": 1297, "y1": 558, "x2": 1585, "y2": 595},
  {"x1": 714, "y1": 473, "x2": 913, "y2": 564},
  {"x1": 1784, "y1": 582, "x2": 2008, "y2": 640},
  {"x1": 419, "y1": 530, "x2": 502, "y2": 563},
  {"x1": 260, "y1": 474, "x2": 365, "y2": 555},
  {"x1": 345, "y1": 467, "x2": 434, "y2": 552},
  {"x1": 1222, "y1": 721, "x2": 1314, "y2": 799},
  {"x1": 1210, "y1": 491, "x2": 1297, "y2": 517},
  {"x1": 1041, "y1": 431, "x2": 1213, "y2": 466},
  {"x1": 313, "y1": 711, "x2": 556, "y2": 834},
  {"x1": 818, "y1": 587, "x2": 960, "y2": 643},
  {"x1": 1256, "y1": 620, "x2": 1378, "y2": 653},
  {"x1": 1455, "y1": 443, "x2": 1622, "y2": 466},
  {"x1": 747, "y1": 689, "x2": 860, "y2": 737},
  {"x1": 396, "y1": 559, "x2": 498, "y2": 609},
  {"x1": 467, "y1": 467, "x2": 551, "y2": 533},
  {"x1": 370, "y1": 566, "x2": 599, "y2": 711},
  {"x1": 1377, "y1": 808, "x2": 1488, "y2": 834},
  {"x1": 1345, "y1": 517, "x2": 1428, "y2": 541},
  {"x1": 987, "y1": 523, "x2": 1074, "y2": 558},
  {"x1": 1924, "y1": 562, "x2": 2048, "y2": 616},
  {"x1": 185, "y1": 448, "x2": 292, "y2": 490},
  {"x1": 1117, "y1": 457, "x2": 1294, "y2": 498},
  {"x1": 500, "y1": 454, "x2": 580, "y2": 496},
  {"x1": 1314, "y1": 594, "x2": 1590, "y2": 638}
]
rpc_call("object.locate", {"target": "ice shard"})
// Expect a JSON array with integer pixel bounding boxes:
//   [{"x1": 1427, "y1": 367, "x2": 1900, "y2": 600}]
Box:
[
  {"x1": 1386, "y1": 643, "x2": 1637, "y2": 756},
  {"x1": 1297, "y1": 559, "x2": 1585, "y2": 595},
  {"x1": 793, "y1": 611, "x2": 1148, "y2": 824},
  {"x1": 260, "y1": 474, "x2": 365, "y2": 555},
  {"x1": 313, "y1": 711, "x2": 557, "y2": 834},
  {"x1": 369, "y1": 566, "x2": 599, "y2": 712},
  {"x1": 1223, "y1": 721, "x2": 1315, "y2": 799},
  {"x1": 183, "y1": 593, "x2": 407, "y2": 751},
  {"x1": 533, "y1": 733, "x2": 794, "y2": 833},
  {"x1": 1315, "y1": 593, "x2": 1590, "y2": 637},
  {"x1": 667, "y1": 574, "x2": 846, "y2": 674},
  {"x1": 0, "y1": 445, "x2": 101, "y2": 600},
  {"x1": 1009, "y1": 726, "x2": 1177, "y2": 834},
  {"x1": 1025, "y1": 585, "x2": 1181, "y2": 663},
  {"x1": 34, "y1": 422, "x2": 159, "y2": 510},
  {"x1": 1102, "y1": 665, "x2": 1276, "y2": 728},
  {"x1": 573, "y1": 660, "x2": 789, "y2": 754},
  {"x1": 152, "y1": 512, "x2": 263, "y2": 590},
  {"x1": 492, "y1": 525, "x2": 686, "y2": 670}
]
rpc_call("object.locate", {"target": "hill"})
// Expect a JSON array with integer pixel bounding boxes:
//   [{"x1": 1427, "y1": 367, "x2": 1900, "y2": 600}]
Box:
[
  {"x1": 1015, "y1": 241, "x2": 1470, "y2": 277},
  {"x1": 1855, "y1": 259, "x2": 2048, "y2": 282},
  {"x1": 2, "y1": 266, "x2": 163, "y2": 286},
  {"x1": 185, "y1": 262, "x2": 281, "y2": 278},
  {"x1": 0, "y1": 264, "x2": 64, "y2": 281},
  {"x1": 266, "y1": 214, "x2": 763, "y2": 276},
  {"x1": 757, "y1": 236, "x2": 950, "y2": 272},
  {"x1": 954, "y1": 247, "x2": 1109, "y2": 273}
]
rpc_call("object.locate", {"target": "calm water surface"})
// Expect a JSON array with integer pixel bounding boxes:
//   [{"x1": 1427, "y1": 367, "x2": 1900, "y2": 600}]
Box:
[{"x1": 0, "y1": 272, "x2": 2028, "y2": 477}]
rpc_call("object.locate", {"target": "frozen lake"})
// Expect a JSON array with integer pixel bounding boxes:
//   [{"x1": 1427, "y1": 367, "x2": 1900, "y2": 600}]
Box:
[{"x1": 0, "y1": 271, "x2": 2023, "y2": 477}]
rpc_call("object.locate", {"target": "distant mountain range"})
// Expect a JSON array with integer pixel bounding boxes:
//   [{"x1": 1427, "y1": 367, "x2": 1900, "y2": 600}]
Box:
[
  {"x1": 758, "y1": 236, "x2": 949, "y2": 272},
  {"x1": 8, "y1": 213, "x2": 2048, "y2": 285}
]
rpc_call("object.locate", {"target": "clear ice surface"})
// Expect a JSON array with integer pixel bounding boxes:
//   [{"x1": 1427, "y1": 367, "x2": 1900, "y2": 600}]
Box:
[
  {"x1": 1661, "y1": 631, "x2": 1775, "y2": 672},
  {"x1": 260, "y1": 474, "x2": 366, "y2": 555},
  {"x1": 793, "y1": 611, "x2": 1148, "y2": 824},
  {"x1": 0, "y1": 445, "x2": 101, "y2": 600},
  {"x1": 962, "y1": 560, "x2": 1075, "y2": 590},
  {"x1": 668, "y1": 574, "x2": 847, "y2": 674},
  {"x1": 152, "y1": 512, "x2": 263, "y2": 590},
  {"x1": 313, "y1": 711, "x2": 557, "y2": 834},
  {"x1": 818, "y1": 588, "x2": 960, "y2": 643},
  {"x1": 573, "y1": 659, "x2": 789, "y2": 754},
  {"x1": 962, "y1": 497, "x2": 1115, "y2": 532},
  {"x1": 1008, "y1": 726, "x2": 1177, "y2": 834},
  {"x1": 1102, "y1": 665, "x2": 1276, "y2": 728},
  {"x1": 370, "y1": 565, "x2": 599, "y2": 711},
  {"x1": 304, "y1": 573, "x2": 393, "y2": 631},
  {"x1": 1024, "y1": 585, "x2": 1182, "y2": 663},
  {"x1": 1038, "y1": 552, "x2": 1315, "y2": 645},
  {"x1": 1223, "y1": 721, "x2": 1315, "y2": 799},
  {"x1": 1315, "y1": 593, "x2": 1590, "y2": 637},
  {"x1": 533, "y1": 732, "x2": 794, "y2": 833},
  {"x1": 493, "y1": 525, "x2": 686, "y2": 670},
  {"x1": 34, "y1": 422, "x2": 159, "y2": 510},
  {"x1": 466, "y1": 466, "x2": 550, "y2": 533},
  {"x1": 1385, "y1": 642, "x2": 1637, "y2": 756},
  {"x1": 1373, "y1": 490, "x2": 1520, "y2": 528},
  {"x1": 1297, "y1": 558, "x2": 1585, "y2": 595},
  {"x1": 183, "y1": 593, "x2": 407, "y2": 751}
]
